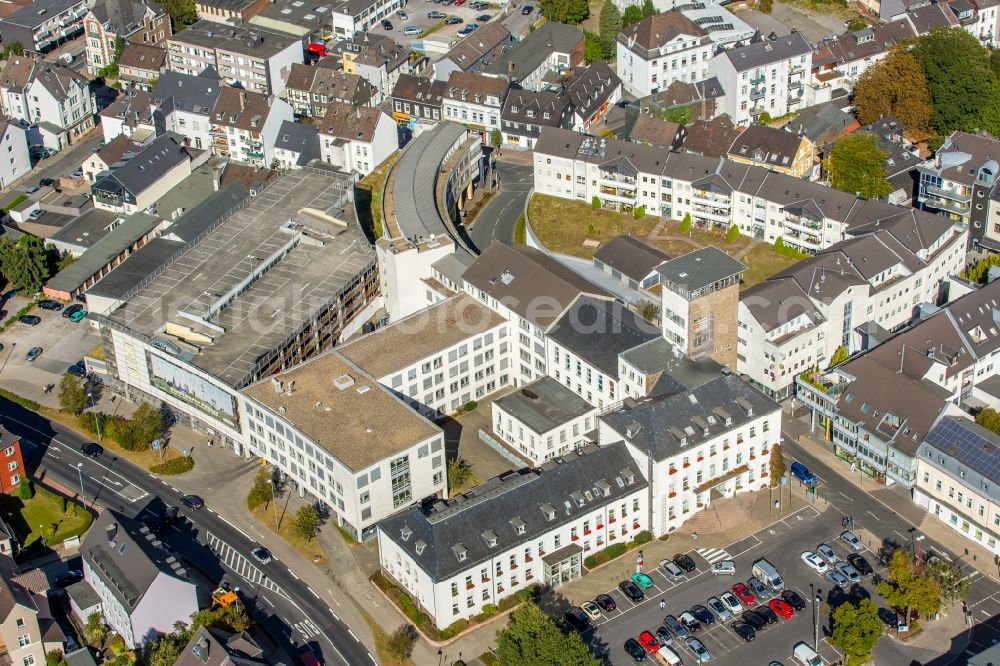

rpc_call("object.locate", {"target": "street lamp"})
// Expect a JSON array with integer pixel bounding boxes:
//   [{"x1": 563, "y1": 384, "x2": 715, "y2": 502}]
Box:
[
  {"x1": 86, "y1": 392, "x2": 101, "y2": 441},
  {"x1": 914, "y1": 534, "x2": 926, "y2": 564},
  {"x1": 76, "y1": 462, "x2": 85, "y2": 506},
  {"x1": 267, "y1": 479, "x2": 279, "y2": 531},
  {"x1": 811, "y1": 584, "x2": 822, "y2": 651}
]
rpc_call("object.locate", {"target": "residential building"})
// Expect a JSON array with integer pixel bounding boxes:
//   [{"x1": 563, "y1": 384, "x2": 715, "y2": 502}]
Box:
[
  {"x1": 784, "y1": 101, "x2": 859, "y2": 149},
  {"x1": 99, "y1": 89, "x2": 156, "y2": 143},
  {"x1": 248, "y1": 0, "x2": 337, "y2": 38},
  {"x1": 915, "y1": 416, "x2": 1000, "y2": 556},
  {"x1": 491, "y1": 377, "x2": 597, "y2": 465},
  {"x1": 481, "y1": 21, "x2": 584, "y2": 91},
  {"x1": 0, "y1": 437, "x2": 23, "y2": 493},
  {"x1": 377, "y1": 443, "x2": 648, "y2": 629},
  {"x1": 599, "y1": 372, "x2": 779, "y2": 536},
  {"x1": 0, "y1": 553, "x2": 63, "y2": 666},
  {"x1": 0, "y1": 55, "x2": 97, "y2": 150},
  {"x1": 80, "y1": 511, "x2": 199, "y2": 648},
  {"x1": 810, "y1": 21, "x2": 915, "y2": 90},
  {"x1": 84, "y1": 0, "x2": 171, "y2": 77},
  {"x1": 175, "y1": 626, "x2": 267, "y2": 666},
  {"x1": 85, "y1": 128, "x2": 139, "y2": 182},
  {"x1": 390, "y1": 73, "x2": 446, "y2": 126},
  {"x1": 442, "y1": 71, "x2": 510, "y2": 133},
  {"x1": 0, "y1": 120, "x2": 30, "y2": 191},
  {"x1": 658, "y1": 247, "x2": 746, "y2": 368},
  {"x1": 433, "y1": 22, "x2": 514, "y2": 82},
  {"x1": 316, "y1": 102, "x2": 396, "y2": 176},
  {"x1": 707, "y1": 31, "x2": 812, "y2": 126},
  {"x1": 242, "y1": 350, "x2": 448, "y2": 541},
  {"x1": 210, "y1": 86, "x2": 293, "y2": 167},
  {"x1": 166, "y1": 20, "x2": 303, "y2": 95},
  {"x1": 616, "y1": 11, "x2": 712, "y2": 98},
  {"x1": 0, "y1": 0, "x2": 88, "y2": 53},
  {"x1": 564, "y1": 61, "x2": 621, "y2": 132},
  {"x1": 681, "y1": 115, "x2": 741, "y2": 158},
  {"x1": 117, "y1": 44, "x2": 167, "y2": 91},
  {"x1": 917, "y1": 130, "x2": 1000, "y2": 243},
  {"x1": 150, "y1": 69, "x2": 224, "y2": 151},
  {"x1": 283, "y1": 64, "x2": 373, "y2": 117},
  {"x1": 727, "y1": 123, "x2": 816, "y2": 179},
  {"x1": 592, "y1": 234, "x2": 670, "y2": 291},
  {"x1": 351, "y1": 38, "x2": 409, "y2": 106},
  {"x1": 195, "y1": 0, "x2": 271, "y2": 24},
  {"x1": 500, "y1": 89, "x2": 571, "y2": 150},
  {"x1": 272, "y1": 120, "x2": 320, "y2": 169},
  {"x1": 859, "y1": 116, "x2": 921, "y2": 202},
  {"x1": 628, "y1": 113, "x2": 684, "y2": 149},
  {"x1": 92, "y1": 134, "x2": 194, "y2": 214},
  {"x1": 640, "y1": 77, "x2": 725, "y2": 124}
]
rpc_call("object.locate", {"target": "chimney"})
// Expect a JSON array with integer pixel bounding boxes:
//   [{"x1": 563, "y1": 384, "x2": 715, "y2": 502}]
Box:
[
  {"x1": 508, "y1": 60, "x2": 514, "y2": 73},
  {"x1": 105, "y1": 522, "x2": 118, "y2": 543}
]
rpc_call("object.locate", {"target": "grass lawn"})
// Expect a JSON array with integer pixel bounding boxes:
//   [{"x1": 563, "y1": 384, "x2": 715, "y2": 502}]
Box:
[
  {"x1": 356, "y1": 151, "x2": 399, "y2": 240},
  {"x1": 361, "y1": 611, "x2": 413, "y2": 666},
  {"x1": 528, "y1": 194, "x2": 659, "y2": 259},
  {"x1": 740, "y1": 243, "x2": 802, "y2": 289},
  {"x1": 0, "y1": 484, "x2": 93, "y2": 547},
  {"x1": 45, "y1": 409, "x2": 184, "y2": 472},
  {"x1": 659, "y1": 218, "x2": 751, "y2": 255},
  {"x1": 249, "y1": 501, "x2": 326, "y2": 564}
]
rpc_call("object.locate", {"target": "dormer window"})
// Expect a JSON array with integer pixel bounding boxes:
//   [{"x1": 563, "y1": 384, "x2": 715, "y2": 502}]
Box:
[
  {"x1": 452, "y1": 542, "x2": 468, "y2": 561},
  {"x1": 482, "y1": 530, "x2": 498, "y2": 547},
  {"x1": 400, "y1": 526, "x2": 412, "y2": 541},
  {"x1": 543, "y1": 111, "x2": 550, "y2": 120},
  {"x1": 541, "y1": 503, "x2": 556, "y2": 520},
  {"x1": 511, "y1": 105, "x2": 518, "y2": 113},
  {"x1": 526, "y1": 109, "x2": 534, "y2": 118},
  {"x1": 415, "y1": 540, "x2": 426, "y2": 555},
  {"x1": 510, "y1": 516, "x2": 526, "y2": 534}
]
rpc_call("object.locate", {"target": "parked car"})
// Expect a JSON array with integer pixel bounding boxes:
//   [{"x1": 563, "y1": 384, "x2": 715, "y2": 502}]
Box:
[
  {"x1": 689, "y1": 605, "x2": 714, "y2": 626},
  {"x1": 63, "y1": 303, "x2": 84, "y2": 318},
  {"x1": 790, "y1": 461, "x2": 818, "y2": 484},
  {"x1": 732, "y1": 621, "x2": 756, "y2": 642},
  {"x1": 673, "y1": 553, "x2": 697, "y2": 572},
  {"x1": 741, "y1": 609, "x2": 768, "y2": 631},
  {"x1": 19, "y1": 315, "x2": 40, "y2": 326},
  {"x1": 618, "y1": 580, "x2": 644, "y2": 602},
  {"x1": 38, "y1": 299, "x2": 63, "y2": 311},
  {"x1": 685, "y1": 637, "x2": 711, "y2": 663},
  {"x1": 824, "y1": 570, "x2": 850, "y2": 589},
  {"x1": 397, "y1": 10, "x2": 407, "y2": 18},
  {"x1": 38, "y1": 177, "x2": 54, "y2": 187},
  {"x1": 654, "y1": 625, "x2": 673, "y2": 646},
  {"x1": 445, "y1": 15, "x2": 462, "y2": 24},
  {"x1": 732, "y1": 583, "x2": 756, "y2": 605},
  {"x1": 707, "y1": 596, "x2": 731, "y2": 622},
  {"x1": 81, "y1": 443, "x2": 103, "y2": 457},
  {"x1": 781, "y1": 589, "x2": 807, "y2": 611},
  {"x1": 755, "y1": 604, "x2": 779, "y2": 624},
  {"x1": 747, "y1": 577, "x2": 771, "y2": 600},
  {"x1": 28, "y1": 209, "x2": 45, "y2": 220},
  {"x1": 660, "y1": 558, "x2": 684, "y2": 579},
  {"x1": 848, "y1": 553, "x2": 873, "y2": 576},
  {"x1": 624, "y1": 638, "x2": 648, "y2": 662},
  {"x1": 69, "y1": 168, "x2": 83, "y2": 178},
  {"x1": 476, "y1": 13, "x2": 492, "y2": 21},
  {"x1": 679, "y1": 611, "x2": 701, "y2": 633},
  {"x1": 581, "y1": 601, "x2": 601, "y2": 620},
  {"x1": 637, "y1": 631, "x2": 659, "y2": 654},
  {"x1": 403, "y1": 25, "x2": 421, "y2": 35},
  {"x1": 662, "y1": 614, "x2": 687, "y2": 640},
  {"x1": 711, "y1": 560, "x2": 736, "y2": 575},
  {"x1": 631, "y1": 572, "x2": 655, "y2": 589},
  {"x1": 594, "y1": 594, "x2": 616, "y2": 612},
  {"x1": 181, "y1": 494, "x2": 205, "y2": 510},
  {"x1": 877, "y1": 607, "x2": 900, "y2": 629},
  {"x1": 458, "y1": 23, "x2": 476, "y2": 34},
  {"x1": 24, "y1": 346, "x2": 42, "y2": 361},
  {"x1": 251, "y1": 547, "x2": 272, "y2": 564},
  {"x1": 770, "y1": 599, "x2": 795, "y2": 619},
  {"x1": 800, "y1": 551, "x2": 828, "y2": 574},
  {"x1": 69, "y1": 309, "x2": 87, "y2": 322},
  {"x1": 54, "y1": 570, "x2": 83, "y2": 587},
  {"x1": 720, "y1": 592, "x2": 743, "y2": 615},
  {"x1": 816, "y1": 543, "x2": 839, "y2": 566},
  {"x1": 835, "y1": 561, "x2": 860, "y2": 584},
  {"x1": 428, "y1": 10, "x2": 446, "y2": 17},
  {"x1": 840, "y1": 530, "x2": 863, "y2": 551},
  {"x1": 67, "y1": 363, "x2": 86, "y2": 378},
  {"x1": 521, "y1": 4, "x2": 533, "y2": 13},
  {"x1": 381, "y1": 19, "x2": 393, "y2": 29},
  {"x1": 24, "y1": 185, "x2": 39, "y2": 194},
  {"x1": 563, "y1": 607, "x2": 590, "y2": 633}
]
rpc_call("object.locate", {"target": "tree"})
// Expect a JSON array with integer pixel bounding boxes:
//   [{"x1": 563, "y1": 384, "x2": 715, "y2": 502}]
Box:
[
  {"x1": 757, "y1": 0, "x2": 773, "y2": 13},
  {"x1": 190, "y1": 602, "x2": 251, "y2": 633},
  {"x1": 963, "y1": 253, "x2": 1000, "y2": 284},
  {"x1": 633, "y1": 205, "x2": 645, "y2": 219},
  {"x1": 992, "y1": 49, "x2": 1000, "y2": 79},
  {"x1": 622, "y1": 5, "x2": 642, "y2": 27},
  {"x1": 583, "y1": 31, "x2": 604, "y2": 64},
  {"x1": 247, "y1": 467, "x2": 274, "y2": 510},
  {"x1": 877, "y1": 550, "x2": 941, "y2": 619},
  {"x1": 86, "y1": 611, "x2": 107, "y2": 643},
  {"x1": 598, "y1": 0, "x2": 621, "y2": 60},
  {"x1": 641, "y1": 0, "x2": 656, "y2": 17},
  {"x1": 18, "y1": 481, "x2": 33, "y2": 500},
  {"x1": 825, "y1": 132, "x2": 892, "y2": 199},
  {"x1": 636, "y1": 299, "x2": 659, "y2": 322},
  {"x1": 662, "y1": 105, "x2": 692, "y2": 125},
  {"x1": 827, "y1": 345, "x2": 849, "y2": 370},
  {"x1": 926, "y1": 558, "x2": 972, "y2": 606},
  {"x1": 846, "y1": 16, "x2": 869, "y2": 31},
  {"x1": 495, "y1": 603, "x2": 601, "y2": 666},
  {"x1": 158, "y1": 0, "x2": 197, "y2": 30},
  {"x1": 976, "y1": 407, "x2": 1000, "y2": 436},
  {"x1": 831, "y1": 598, "x2": 882, "y2": 660},
  {"x1": 386, "y1": 625, "x2": 417, "y2": 660},
  {"x1": 145, "y1": 627, "x2": 189, "y2": 666},
  {"x1": 769, "y1": 443, "x2": 785, "y2": 487},
  {"x1": 58, "y1": 374, "x2": 88, "y2": 415},
  {"x1": 852, "y1": 47, "x2": 932, "y2": 132},
  {"x1": 591, "y1": 195, "x2": 600, "y2": 209},
  {"x1": 725, "y1": 224, "x2": 739, "y2": 242},
  {"x1": 910, "y1": 28, "x2": 997, "y2": 134},
  {"x1": 45, "y1": 650, "x2": 65, "y2": 666},
  {"x1": 679, "y1": 212, "x2": 692, "y2": 232},
  {"x1": 490, "y1": 128, "x2": 502, "y2": 149},
  {"x1": 447, "y1": 458, "x2": 474, "y2": 491},
  {"x1": 538, "y1": 0, "x2": 589, "y2": 24},
  {"x1": 129, "y1": 402, "x2": 164, "y2": 450},
  {"x1": 0, "y1": 236, "x2": 51, "y2": 292},
  {"x1": 291, "y1": 504, "x2": 322, "y2": 541}
]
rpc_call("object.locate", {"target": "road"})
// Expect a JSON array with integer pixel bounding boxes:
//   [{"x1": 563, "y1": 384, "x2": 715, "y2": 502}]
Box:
[
  {"x1": 0, "y1": 131, "x2": 103, "y2": 211},
  {"x1": 0, "y1": 397, "x2": 374, "y2": 666},
  {"x1": 468, "y1": 161, "x2": 532, "y2": 251}
]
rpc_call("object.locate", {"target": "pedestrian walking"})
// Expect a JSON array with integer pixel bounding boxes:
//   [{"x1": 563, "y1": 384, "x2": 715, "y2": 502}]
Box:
[
  {"x1": 692, "y1": 532, "x2": 698, "y2": 541},
  {"x1": 659, "y1": 599, "x2": 666, "y2": 610}
]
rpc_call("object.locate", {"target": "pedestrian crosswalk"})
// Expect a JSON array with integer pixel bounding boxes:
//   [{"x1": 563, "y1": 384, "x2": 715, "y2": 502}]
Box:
[
  {"x1": 696, "y1": 547, "x2": 732, "y2": 564},
  {"x1": 206, "y1": 532, "x2": 287, "y2": 599},
  {"x1": 293, "y1": 618, "x2": 321, "y2": 638}
]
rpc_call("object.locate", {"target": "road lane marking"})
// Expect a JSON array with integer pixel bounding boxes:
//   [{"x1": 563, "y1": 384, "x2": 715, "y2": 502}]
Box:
[
  {"x1": 348, "y1": 629, "x2": 360, "y2": 642},
  {"x1": 368, "y1": 652, "x2": 377, "y2": 664},
  {"x1": 309, "y1": 589, "x2": 320, "y2": 599},
  {"x1": 287, "y1": 567, "x2": 300, "y2": 580}
]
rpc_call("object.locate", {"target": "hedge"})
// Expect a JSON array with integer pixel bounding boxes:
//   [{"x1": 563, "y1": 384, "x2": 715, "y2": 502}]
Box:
[
  {"x1": 1, "y1": 194, "x2": 26, "y2": 215},
  {"x1": 0, "y1": 388, "x2": 40, "y2": 411},
  {"x1": 0, "y1": 301, "x2": 39, "y2": 334},
  {"x1": 583, "y1": 531, "x2": 653, "y2": 569},
  {"x1": 150, "y1": 456, "x2": 194, "y2": 475}
]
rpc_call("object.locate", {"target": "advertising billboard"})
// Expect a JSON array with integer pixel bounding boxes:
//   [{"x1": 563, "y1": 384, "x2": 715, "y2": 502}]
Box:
[{"x1": 149, "y1": 354, "x2": 238, "y2": 427}]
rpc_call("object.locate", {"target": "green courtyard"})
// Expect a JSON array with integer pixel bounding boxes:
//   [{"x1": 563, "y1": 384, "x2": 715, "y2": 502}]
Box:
[{"x1": 0, "y1": 484, "x2": 93, "y2": 547}]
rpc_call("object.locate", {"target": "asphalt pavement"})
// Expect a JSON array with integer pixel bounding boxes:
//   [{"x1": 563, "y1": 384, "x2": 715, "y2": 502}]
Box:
[
  {"x1": 468, "y1": 160, "x2": 532, "y2": 251},
  {"x1": 0, "y1": 396, "x2": 374, "y2": 666}
]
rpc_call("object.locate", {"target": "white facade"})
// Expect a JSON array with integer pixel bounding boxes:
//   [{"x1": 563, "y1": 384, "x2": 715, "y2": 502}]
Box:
[
  {"x1": 491, "y1": 390, "x2": 598, "y2": 465},
  {"x1": 0, "y1": 65, "x2": 97, "y2": 150},
  {"x1": 161, "y1": 106, "x2": 213, "y2": 151},
  {"x1": 546, "y1": 340, "x2": 619, "y2": 408},
  {"x1": 319, "y1": 109, "x2": 397, "y2": 176},
  {"x1": 616, "y1": 25, "x2": 713, "y2": 98},
  {"x1": 0, "y1": 122, "x2": 30, "y2": 190},
  {"x1": 376, "y1": 236, "x2": 457, "y2": 322},
  {"x1": 442, "y1": 91, "x2": 504, "y2": 133},
  {"x1": 167, "y1": 33, "x2": 302, "y2": 96},
  {"x1": 218, "y1": 97, "x2": 293, "y2": 167},
  {"x1": 331, "y1": 0, "x2": 405, "y2": 38}
]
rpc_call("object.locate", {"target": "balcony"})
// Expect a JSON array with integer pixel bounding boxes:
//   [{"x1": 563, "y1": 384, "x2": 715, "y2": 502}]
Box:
[
  {"x1": 919, "y1": 194, "x2": 970, "y2": 216},
  {"x1": 782, "y1": 216, "x2": 822, "y2": 235},
  {"x1": 599, "y1": 176, "x2": 636, "y2": 190},
  {"x1": 598, "y1": 190, "x2": 637, "y2": 205},
  {"x1": 784, "y1": 231, "x2": 822, "y2": 250},
  {"x1": 749, "y1": 87, "x2": 766, "y2": 101},
  {"x1": 692, "y1": 207, "x2": 730, "y2": 224},
  {"x1": 788, "y1": 79, "x2": 803, "y2": 90},
  {"x1": 750, "y1": 73, "x2": 765, "y2": 85},
  {"x1": 692, "y1": 192, "x2": 731, "y2": 208},
  {"x1": 924, "y1": 184, "x2": 972, "y2": 202}
]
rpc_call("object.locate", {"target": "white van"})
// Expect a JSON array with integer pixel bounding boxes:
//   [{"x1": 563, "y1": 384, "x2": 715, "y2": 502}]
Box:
[
  {"x1": 792, "y1": 641, "x2": 824, "y2": 666},
  {"x1": 59, "y1": 52, "x2": 74, "y2": 64},
  {"x1": 653, "y1": 645, "x2": 683, "y2": 665},
  {"x1": 752, "y1": 558, "x2": 785, "y2": 591}
]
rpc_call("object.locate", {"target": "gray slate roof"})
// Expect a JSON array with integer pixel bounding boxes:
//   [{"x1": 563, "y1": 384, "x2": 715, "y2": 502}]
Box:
[
  {"x1": 391, "y1": 122, "x2": 467, "y2": 241},
  {"x1": 724, "y1": 32, "x2": 811, "y2": 72},
  {"x1": 494, "y1": 376, "x2": 594, "y2": 434},
  {"x1": 152, "y1": 68, "x2": 223, "y2": 116},
  {"x1": 593, "y1": 234, "x2": 670, "y2": 283},
  {"x1": 92, "y1": 134, "x2": 189, "y2": 199},
  {"x1": 740, "y1": 277, "x2": 823, "y2": 333},
  {"x1": 377, "y1": 442, "x2": 646, "y2": 581},
  {"x1": 482, "y1": 21, "x2": 582, "y2": 81},
  {"x1": 273, "y1": 120, "x2": 320, "y2": 166},
  {"x1": 432, "y1": 251, "x2": 474, "y2": 285},
  {"x1": 655, "y1": 246, "x2": 747, "y2": 294}
]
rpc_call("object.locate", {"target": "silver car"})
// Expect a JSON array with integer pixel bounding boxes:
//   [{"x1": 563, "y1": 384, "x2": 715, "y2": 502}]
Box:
[
  {"x1": 825, "y1": 569, "x2": 850, "y2": 589},
  {"x1": 835, "y1": 561, "x2": 860, "y2": 584},
  {"x1": 711, "y1": 560, "x2": 736, "y2": 575},
  {"x1": 840, "y1": 530, "x2": 863, "y2": 551},
  {"x1": 686, "y1": 637, "x2": 711, "y2": 663},
  {"x1": 816, "y1": 542, "x2": 839, "y2": 566},
  {"x1": 747, "y1": 577, "x2": 771, "y2": 600},
  {"x1": 707, "y1": 596, "x2": 731, "y2": 621},
  {"x1": 660, "y1": 558, "x2": 685, "y2": 579},
  {"x1": 720, "y1": 591, "x2": 743, "y2": 614}
]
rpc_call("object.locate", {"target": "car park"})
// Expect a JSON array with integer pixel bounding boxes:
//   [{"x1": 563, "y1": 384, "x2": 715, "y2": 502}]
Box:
[
  {"x1": 24, "y1": 346, "x2": 42, "y2": 361},
  {"x1": 732, "y1": 621, "x2": 756, "y2": 642},
  {"x1": 754, "y1": 604, "x2": 778, "y2": 624},
  {"x1": 840, "y1": 530, "x2": 863, "y2": 551},
  {"x1": 848, "y1": 553, "x2": 873, "y2": 576},
  {"x1": 657, "y1": 645, "x2": 683, "y2": 665},
  {"x1": 741, "y1": 610, "x2": 768, "y2": 631},
  {"x1": 747, "y1": 577, "x2": 771, "y2": 599},
  {"x1": 581, "y1": 601, "x2": 601, "y2": 620},
  {"x1": 619, "y1": 580, "x2": 645, "y2": 602},
  {"x1": 824, "y1": 570, "x2": 849, "y2": 589},
  {"x1": 564, "y1": 607, "x2": 591, "y2": 633},
  {"x1": 673, "y1": 553, "x2": 697, "y2": 572},
  {"x1": 654, "y1": 625, "x2": 673, "y2": 646},
  {"x1": 706, "y1": 596, "x2": 731, "y2": 622},
  {"x1": 689, "y1": 605, "x2": 714, "y2": 625},
  {"x1": 181, "y1": 494, "x2": 205, "y2": 510},
  {"x1": 595, "y1": 594, "x2": 616, "y2": 611},
  {"x1": 632, "y1": 572, "x2": 655, "y2": 589},
  {"x1": 781, "y1": 589, "x2": 807, "y2": 611},
  {"x1": 679, "y1": 611, "x2": 700, "y2": 633},
  {"x1": 81, "y1": 443, "x2": 103, "y2": 457},
  {"x1": 20, "y1": 315, "x2": 40, "y2": 326},
  {"x1": 685, "y1": 637, "x2": 711, "y2": 663},
  {"x1": 711, "y1": 560, "x2": 735, "y2": 575},
  {"x1": 624, "y1": 638, "x2": 648, "y2": 662},
  {"x1": 38, "y1": 299, "x2": 63, "y2": 311},
  {"x1": 63, "y1": 303, "x2": 84, "y2": 318},
  {"x1": 403, "y1": 25, "x2": 421, "y2": 35},
  {"x1": 662, "y1": 614, "x2": 687, "y2": 640},
  {"x1": 720, "y1": 591, "x2": 743, "y2": 614},
  {"x1": 877, "y1": 607, "x2": 899, "y2": 629},
  {"x1": 637, "y1": 631, "x2": 659, "y2": 653},
  {"x1": 770, "y1": 599, "x2": 795, "y2": 619},
  {"x1": 800, "y1": 551, "x2": 828, "y2": 574},
  {"x1": 816, "y1": 543, "x2": 839, "y2": 566},
  {"x1": 660, "y1": 558, "x2": 684, "y2": 579},
  {"x1": 835, "y1": 561, "x2": 860, "y2": 583},
  {"x1": 732, "y1": 583, "x2": 755, "y2": 605},
  {"x1": 428, "y1": 10, "x2": 446, "y2": 17},
  {"x1": 251, "y1": 547, "x2": 272, "y2": 564}
]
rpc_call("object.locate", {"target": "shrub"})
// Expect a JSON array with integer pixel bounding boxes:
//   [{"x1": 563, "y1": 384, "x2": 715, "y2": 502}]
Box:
[
  {"x1": 464, "y1": 400, "x2": 478, "y2": 412},
  {"x1": 679, "y1": 213, "x2": 692, "y2": 232},
  {"x1": 591, "y1": 195, "x2": 600, "y2": 209},
  {"x1": 632, "y1": 530, "x2": 653, "y2": 545},
  {"x1": 481, "y1": 604, "x2": 498, "y2": 617},
  {"x1": 0, "y1": 387, "x2": 39, "y2": 411},
  {"x1": 726, "y1": 224, "x2": 739, "y2": 242},
  {"x1": 108, "y1": 635, "x2": 127, "y2": 654},
  {"x1": 773, "y1": 237, "x2": 810, "y2": 260},
  {"x1": 633, "y1": 205, "x2": 645, "y2": 219},
  {"x1": 150, "y1": 457, "x2": 194, "y2": 475},
  {"x1": 18, "y1": 482, "x2": 33, "y2": 500}
]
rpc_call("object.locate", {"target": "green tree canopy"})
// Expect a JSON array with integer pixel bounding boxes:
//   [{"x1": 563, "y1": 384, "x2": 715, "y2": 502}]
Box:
[
  {"x1": 291, "y1": 504, "x2": 322, "y2": 541},
  {"x1": 598, "y1": 0, "x2": 621, "y2": 59},
  {"x1": 583, "y1": 31, "x2": 604, "y2": 64},
  {"x1": 538, "y1": 0, "x2": 589, "y2": 24},
  {"x1": 622, "y1": 5, "x2": 642, "y2": 26},
  {"x1": 247, "y1": 467, "x2": 275, "y2": 510},
  {"x1": 925, "y1": 558, "x2": 972, "y2": 607},
  {"x1": 976, "y1": 407, "x2": 1000, "y2": 435},
  {"x1": 130, "y1": 403, "x2": 164, "y2": 449},
  {"x1": 769, "y1": 443, "x2": 785, "y2": 487},
  {"x1": 641, "y1": 0, "x2": 656, "y2": 17},
  {"x1": 831, "y1": 598, "x2": 882, "y2": 659},
  {"x1": 495, "y1": 603, "x2": 600, "y2": 666},
  {"x1": 158, "y1": 0, "x2": 197, "y2": 30},
  {"x1": 0, "y1": 236, "x2": 51, "y2": 292},
  {"x1": 827, "y1": 345, "x2": 849, "y2": 369},
  {"x1": 853, "y1": 47, "x2": 932, "y2": 132},
  {"x1": 386, "y1": 625, "x2": 417, "y2": 660},
  {"x1": 877, "y1": 550, "x2": 941, "y2": 618},
  {"x1": 825, "y1": 132, "x2": 892, "y2": 199},
  {"x1": 58, "y1": 374, "x2": 88, "y2": 415}
]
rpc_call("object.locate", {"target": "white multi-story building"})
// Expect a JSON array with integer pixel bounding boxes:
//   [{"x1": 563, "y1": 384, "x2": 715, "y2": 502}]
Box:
[
  {"x1": 329, "y1": 0, "x2": 405, "y2": 38},
  {"x1": 442, "y1": 71, "x2": 510, "y2": 134},
  {"x1": 599, "y1": 373, "x2": 780, "y2": 537},
  {"x1": 210, "y1": 87, "x2": 293, "y2": 167},
  {"x1": 150, "y1": 69, "x2": 223, "y2": 151},
  {"x1": 0, "y1": 120, "x2": 30, "y2": 190},
  {"x1": 318, "y1": 102, "x2": 397, "y2": 176},
  {"x1": 707, "y1": 32, "x2": 812, "y2": 126},
  {"x1": 377, "y1": 443, "x2": 648, "y2": 629},
  {"x1": 0, "y1": 55, "x2": 97, "y2": 150},
  {"x1": 616, "y1": 12, "x2": 713, "y2": 98},
  {"x1": 242, "y1": 351, "x2": 448, "y2": 541}
]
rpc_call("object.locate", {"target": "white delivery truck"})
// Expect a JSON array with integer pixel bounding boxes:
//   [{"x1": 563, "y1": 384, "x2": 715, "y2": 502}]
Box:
[
  {"x1": 792, "y1": 641, "x2": 824, "y2": 666},
  {"x1": 752, "y1": 558, "x2": 785, "y2": 592}
]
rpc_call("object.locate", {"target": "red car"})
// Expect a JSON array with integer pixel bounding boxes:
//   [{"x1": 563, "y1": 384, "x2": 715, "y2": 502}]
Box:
[
  {"x1": 732, "y1": 583, "x2": 756, "y2": 605},
  {"x1": 638, "y1": 631, "x2": 660, "y2": 653},
  {"x1": 769, "y1": 599, "x2": 795, "y2": 619}
]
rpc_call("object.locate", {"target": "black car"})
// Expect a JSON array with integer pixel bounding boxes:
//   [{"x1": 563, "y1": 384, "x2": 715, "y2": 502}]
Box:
[
  {"x1": 690, "y1": 605, "x2": 715, "y2": 625},
  {"x1": 741, "y1": 610, "x2": 768, "y2": 631},
  {"x1": 38, "y1": 177, "x2": 55, "y2": 188},
  {"x1": 63, "y1": 304, "x2": 84, "y2": 318},
  {"x1": 781, "y1": 589, "x2": 807, "y2": 611},
  {"x1": 732, "y1": 621, "x2": 756, "y2": 642},
  {"x1": 618, "y1": 580, "x2": 644, "y2": 602},
  {"x1": 673, "y1": 553, "x2": 697, "y2": 572},
  {"x1": 181, "y1": 494, "x2": 205, "y2": 510},
  {"x1": 67, "y1": 363, "x2": 86, "y2": 379},
  {"x1": 849, "y1": 553, "x2": 873, "y2": 576},
  {"x1": 141, "y1": 515, "x2": 164, "y2": 534},
  {"x1": 19, "y1": 315, "x2": 40, "y2": 326},
  {"x1": 38, "y1": 300, "x2": 63, "y2": 311},
  {"x1": 476, "y1": 13, "x2": 491, "y2": 20},
  {"x1": 623, "y1": 638, "x2": 648, "y2": 662},
  {"x1": 594, "y1": 594, "x2": 617, "y2": 612},
  {"x1": 564, "y1": 607, "x2": 591, "y2": 633},
  {"x1": 444, "y1": 15, "x2": 462, "y2": 24},
  {"x1": 81, "y1": 443, "x2": 103, "y2": 457},
  {"x1": 521, "y1": 4, "x2": 533, "y2": 13},
  {"x1": 164, "y1": 506, "x2": 179, "y2": 524},
  {"x1": 755, "y1": 605, "x2": 779, "y2": 624},
  {"x1": 877, "y1": 607, "x2": 899, "y2": 629},
  {"x1": 54, "y1": 570, "x2": 83, "y2": 587},
  {"x1": 381, "y1": 19, "x2": 393, "y2": 29}
]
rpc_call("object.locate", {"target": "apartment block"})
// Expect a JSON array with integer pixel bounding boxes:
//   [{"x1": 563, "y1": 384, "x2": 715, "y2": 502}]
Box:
[
  {"x1": 0, "y1": 0, "x2": 88, "y2": 53},
  {"x1": 210, "y1": 86, "x2": 293, "y2": 167},
  {"x1": 0, "y1": 120, "x2": 30, "y2": 191},
  {"x1": 84, "y1": 0, "x2": 171, "y2": 77},
  {"x1": 442, "y1": 71, "x2": 510, "y2": 134},
  {"x1": 616, "y1": 11, "x2": 713, "y2": 98},
  {"x1": 481, "y1": 21, "x2": 584, "y2": 92}
]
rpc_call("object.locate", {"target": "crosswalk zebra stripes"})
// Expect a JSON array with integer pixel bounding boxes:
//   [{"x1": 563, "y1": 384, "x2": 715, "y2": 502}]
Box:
[
  {"x1": 206, "y1": 532, "x2": 287, "y2": 599},
  {"x1": 696, "y1": 547, "x2": 732, "y2": 564}
]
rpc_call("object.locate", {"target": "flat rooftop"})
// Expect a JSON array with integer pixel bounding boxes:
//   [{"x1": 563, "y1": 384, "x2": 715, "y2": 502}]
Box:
[
  {"x1": 494, "y1": 376, "x2": 593, "y2": 434},
  {"x1": 106, "y1": 167, "x2": 374, "y2": 387},
  {"x1": 244, "y1": 352, "x2": 441, "y2": 471},
  {"x1": 47, "y1": 211, "x2": 116, "y2": 249},
  {"x1": 338, "y1": 292, "x2": 505, "y2": 379}
]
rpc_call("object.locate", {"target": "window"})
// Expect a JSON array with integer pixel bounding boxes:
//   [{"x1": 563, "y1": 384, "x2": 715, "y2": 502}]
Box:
[{"x1": 17, "y1": 634, "x2": 30, "y2": 647}]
